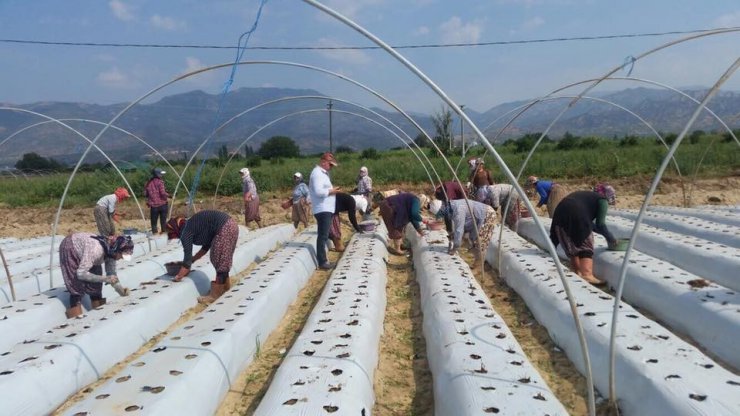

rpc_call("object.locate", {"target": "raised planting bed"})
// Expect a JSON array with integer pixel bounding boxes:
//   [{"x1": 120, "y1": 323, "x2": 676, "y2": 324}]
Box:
[
  {"x1": 516, "y1": 218, "x2": 740, "y2": 371},
  {"x1": 255, "y1": 225, "x2": 389, "y2": 415},
  {"x1": 648, "y1": 206, "x2": 740, "y2": 228},
  {"x1": 64, "y1": 228, "x2": 319, "y2": 416},
  {"x1": 407, "y1": 227, "x2": 568, "y2": 416},
  {"x1": 610, "y1": 208, "x2": 739, "y2": 248},
  {"x1": 487, "y1": 225, "x2": 740, "y2": 415}
]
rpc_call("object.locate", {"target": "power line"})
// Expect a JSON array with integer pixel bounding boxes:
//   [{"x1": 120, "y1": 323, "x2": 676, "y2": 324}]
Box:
[{"x1": 1, "y1": 26, "x2": 737, "y2": 51}]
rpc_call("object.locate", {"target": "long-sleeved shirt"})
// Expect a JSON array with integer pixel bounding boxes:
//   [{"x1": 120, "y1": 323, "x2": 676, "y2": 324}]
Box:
[
  {"x1": 335, "y1": 192, "x2": 360, "y2": 232},
  {"x1": 434, "y1": 181, "x2": 466, "y2": 202},
  {"x1": 535, "y1": 180, "x2": 554, "y2": 207},
  {"x1": 96, "y1": 194, "x2": 118, "y2": 214},
  {"x1": 242, "y1": 176, "x2": 258, "y2": 199},
  {"x1": 68, "y1": 232, "x2": 117, "y2": 277},
  {"x1": 549, "y1": 191, "x2": 616, "y2": 247},
  {"x1": 309, "y1": 165, "x2": 336, "y2": 214},
  {"x1": 447, "y1": 199, "x2": 491, "y2": 248},
  {"x1": 292, "y1": 182, "x2": 310, "y2": 204},
  {"x1": 386, "y1": 193, "x2": 422, "y2": 232},
  {"x1": 144, "y1": 177, "x2": 169, "y2": 208},
  {"x1": 469, "y1": 167, "x2": 493, "y2": 187},
  {"x1": 179, "y1": 210, "x2": 230, "y2": 268},
  {"x1": 356, "y1": 175, "x2": 373, "y2": 195}
]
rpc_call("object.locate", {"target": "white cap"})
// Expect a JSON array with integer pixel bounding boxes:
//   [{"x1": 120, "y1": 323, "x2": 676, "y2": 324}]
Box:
[
  {"x1": 293, "y1": 172, "x2": 302, "y2": 178},
  {"x1": 239, "y1": 168, "x2": 250, "y2": 176},
  {"x1": 429, "y1": 200, "x2": 442, "y2": 215}
]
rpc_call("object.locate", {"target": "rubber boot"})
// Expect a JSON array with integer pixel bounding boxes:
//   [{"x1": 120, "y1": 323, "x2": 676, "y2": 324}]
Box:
[
  {"x1": 91, "y1": 298, "x2": 107, "y2": 309},
  {"x1": 66, "y1": 304, "x2": 83, "y2": 319},
  {"x1": 330, "y1": 236, "x2": 345, "y2": 252},
  {"x1": 579, "y1": 257, "x2": 605, "y2": 286},
  {"x1": 198, "y1": 281, "x2": 228, "y2": 304}
]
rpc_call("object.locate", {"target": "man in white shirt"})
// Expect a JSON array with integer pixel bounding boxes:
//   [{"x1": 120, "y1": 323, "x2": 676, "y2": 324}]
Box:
[{"x1": 309, "y1": 152, "x2": 340, "y2": 269}]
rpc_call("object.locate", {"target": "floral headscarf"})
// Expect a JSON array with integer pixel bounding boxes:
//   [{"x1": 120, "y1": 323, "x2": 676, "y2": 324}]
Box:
[
  {"x1": 91, "y1": 235, "x2": 134, "y2": 258},
  {"x1": 594, "y1": 183, "x2": 616, "y2": 205},
  {"x1": 166, "y1": 217, "x2": 187, "y2": 240}
]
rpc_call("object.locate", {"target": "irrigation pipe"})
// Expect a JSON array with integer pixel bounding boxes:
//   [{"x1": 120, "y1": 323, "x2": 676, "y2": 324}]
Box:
[
  {"x1": 212, "y1": 108, "x2": 437, "y2": 203},
  {"x1": 206, "y1": 94, "x2": 439, "y2": 204},
  {"x1": 609, "y1": 56, "x2": 740, "y2": 404},
  {"x1": 0, "y1": 108, "x2": 149, "y2": 287},
  {"x1": 0, "y1": 247, "x2": 15, "y2": 302},
  {"x1": 302, "y1": 1, "x2": 597, "y2": 413}
]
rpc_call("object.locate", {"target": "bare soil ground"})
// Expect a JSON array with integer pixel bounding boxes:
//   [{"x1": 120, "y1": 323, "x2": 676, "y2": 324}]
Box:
[{"x1": 5, "y1": 176, "x2": 739, "y2": 415}]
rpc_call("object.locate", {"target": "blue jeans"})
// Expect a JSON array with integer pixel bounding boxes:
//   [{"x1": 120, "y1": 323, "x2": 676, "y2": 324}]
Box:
[{"x1": 314, "y1": 211, "x2": 333, "y2": 266}]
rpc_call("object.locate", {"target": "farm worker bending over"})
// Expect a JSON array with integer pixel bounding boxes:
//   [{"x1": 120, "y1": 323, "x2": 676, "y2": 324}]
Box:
[
  {"x1": 309, "y1": 152, "x2": 341, "y2": 270},
  {"x1": 240, "y1": 168, "x2": 262, "y2": 229},
  {"x1": 527, "y1": 176, "x2": 566, "y2": 218},
  {"x1": 167, "y1": 210, "x2": 239, "y2": 304},
  {"x1": 431, "y1": 198, "x2": 496, "y2": 269},
  {"x1": 59, "y1": 233, "x2": 133, "y2": 319},
  {"x1": 94, "y1": 187, "x2": 130, "y2": 236},
  {"x1": 477, "y1": 183, "x2": 521, "y2": 229},
  {"x1": 593, "y1": 182, "x2": 617, "y2": 206},
  {"x1": 144, "y1": 168, "x2": 170, "y2": 234},
  {"x1": 374, "y1": 192, "x2": 425, "y2": 255},
  {"x1": 434, "y1": 180, "x2": 467, "y2": 202},
  {"x1": 290, "y1": 172, "x2": 311, "y2": 230},
  {"x1": 329, "y1": 192, "x2": 363, "y2": 252},
  {"x1": 549, "y1": 191, "x2": 618, "y2": 285}
]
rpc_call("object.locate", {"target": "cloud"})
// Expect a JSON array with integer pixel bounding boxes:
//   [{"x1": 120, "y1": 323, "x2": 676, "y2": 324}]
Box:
[
  {"x1": 318, "y1": 0, "x2": 384, "y2": 19},
  {"x1": 181, "y1": 57, "x2": 219, "y2": 86},
  {"x1": 150, "y1": 14, "x2": 186, "y2": 31},
  {"x1": 414, "y1": 26, "x2": 430, "y2": 36},
  {"x1": 109, "y1": 0, "x2": 135, "y2": 21},
  {"x1": 315, "y1": 38, "x2": 371, "y2": 65},
  {"x1": 440, "y1": 17, "x2": 484, "y2": 44},
  {"x1": 96, "y1": 67, "x2": 136, "y2": 89},
  {"x1": 714, "y1": 11, "x2": 740, "y2": 27}
]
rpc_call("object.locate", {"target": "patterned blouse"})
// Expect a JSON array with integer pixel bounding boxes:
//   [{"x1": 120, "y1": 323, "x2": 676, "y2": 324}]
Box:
[
  {"x1": 292, "y1": 182, "x2": 310, "y2": 203},
  {"x1": 67, "y1": 232, "x2": 117, "y2": 277},
  {"x1": 356, "y1": 175, "x2": 373, "y2": 195},
  {"x1": 144, "y1": 177, "x2": 169, "y2": 208},
  {"x1": 242, "y1": 176, "x2": 258, "y2": 199},
  {"x1": 179, "y1": 210, "x2": 230, "y2": 268}
]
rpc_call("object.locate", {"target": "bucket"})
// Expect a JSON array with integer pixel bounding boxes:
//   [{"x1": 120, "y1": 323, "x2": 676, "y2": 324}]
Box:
[
  {"x1": 280, "y1": 199, "x2": 293, "y2": 210},
  {"x1": 608, "y1": 238, "x2": 630, "y2": 251},
  {"x1": 165, "y1": 261, "x2": 185, "y2": 276},
  {"x1": 359, "y1": 221, "x2": 376, "y2": 232}
]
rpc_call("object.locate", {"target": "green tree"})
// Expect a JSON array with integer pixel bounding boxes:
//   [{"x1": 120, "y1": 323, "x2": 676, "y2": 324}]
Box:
[
  {"x1": 217, "y1": 144, "x2": 229, "y2": 161},
  {"x1": 257, "y1": 136, "x2": 300, "y2": 159},
  {"x1": 15, "y1": 152, "x2": 64, "y2": 171},
  {"x1": 335, "y1": 145, "x2": 354, "y2": 154},
  {"x1": 556, "y1": 131, "x2": 581, "y2": 150},
  {"x1": 360, "y1": 147, "x2": 380, "y2": 160},
  {"x1": 431, "y1": 106, "x2": 454, "y2": 150}
]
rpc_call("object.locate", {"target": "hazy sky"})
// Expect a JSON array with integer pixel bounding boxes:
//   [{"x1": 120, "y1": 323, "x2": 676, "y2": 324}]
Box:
[{"x1": 1, "y1": 0, "x2": 739, "y2": 113}]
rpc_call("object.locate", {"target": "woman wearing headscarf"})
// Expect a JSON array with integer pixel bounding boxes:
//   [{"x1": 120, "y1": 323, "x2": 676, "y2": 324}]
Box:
[
  {"x1": 468, "y1": 157, "x2": 493, "y2": 200},
  {"x1": 240, "y1": 168, "x2": 262, "y2": 229},
  {"x1": 355, "y1": 166, "x2": 374, "y2": 217},
  {"x1": 477, "y1": 183, "x2": 521, "y2": 229},
  {"x1": 166, "y1": 210, "x2": 239, "y2": 304},
  {"x1": 329, "y1": 192, "x2": 363, "y2": 252},
  {"x1": 593, "y1": 182, "x2": 617, "y2": 206},
  {"x1": 291, "y1": 172, "x2": 311, "y2": 229},
  {"x1": 550, "y1": 190, "x2": 618, "y2": 285},
  {"x1": 94, "y1": 187, "x2": 130, "y2": 236},
  {"x1": 374, "y1": 192, "x2": 425, "y2": 255},
  {"x1": 59, "y1": 233, "x2": 134, "y2": 318},
  {"x1": 527, "y1": 176, "x2": 566, "y2": 218},
  {"x1": 431, "y1": 198, "x2": 497, "y2": 269},
  {"x1": 144, "y1": 167, "x2": 170, "y2": 234}
]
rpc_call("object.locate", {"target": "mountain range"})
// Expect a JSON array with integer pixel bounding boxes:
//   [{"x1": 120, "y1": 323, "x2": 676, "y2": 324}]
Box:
[{"x1": 0, "y1": 86, "x2": 738, "y2": 166}]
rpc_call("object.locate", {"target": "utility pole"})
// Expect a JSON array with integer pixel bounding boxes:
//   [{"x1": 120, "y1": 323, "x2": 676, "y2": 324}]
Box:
[
  {"x1": 327, "y1": 100, "x2": 333, "y2": 153},
  {"x1": 460, "y1": 104, "x2": 465, "y2": 156}
]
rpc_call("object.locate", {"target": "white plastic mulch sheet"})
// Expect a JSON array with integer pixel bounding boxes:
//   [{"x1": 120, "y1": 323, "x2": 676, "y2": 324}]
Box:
[
  {"x1": 487, "y1": 225, "x2": 740, "y2": 416},
  {"x1": 63, "y1": 228, "x2": 319, "y2": 416},
  {"x1": 610, "y1": 208, "x2": 740, "y2": 248},
  {"x1": 648, "y1": 205, "x2": 740, "y2": 228},
  {"x1": 408, "y1": 227, "x2": 568, "y2": 416},
  {"x1": 605, "y1": 215, "x2": 740, "y2": 292},
  {"x1": 0, "y1": 225, "x2": 293, "y2": 416},
  {"x1": 255, "y1": 225, "x2": 389, "y2": 415},
  {"x1": 516, "y1": 218, "x2": 740, "y2": 372},
  {"x1": 0, "y1": 233, "x2": 170, "y2": 305}
]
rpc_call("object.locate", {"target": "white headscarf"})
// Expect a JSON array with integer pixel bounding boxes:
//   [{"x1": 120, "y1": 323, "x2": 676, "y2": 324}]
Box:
[
  {"x1": 239, "y1": 167, "x2": 250, "y2": 177},
  {"x1": 359, "y1": 166, "x2": 368, "y2": 177}
]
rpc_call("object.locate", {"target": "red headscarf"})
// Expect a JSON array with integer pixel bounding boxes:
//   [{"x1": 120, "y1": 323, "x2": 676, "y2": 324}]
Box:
[{"x1": 166, "y1": 216, "x2": 187, "y2": 240}]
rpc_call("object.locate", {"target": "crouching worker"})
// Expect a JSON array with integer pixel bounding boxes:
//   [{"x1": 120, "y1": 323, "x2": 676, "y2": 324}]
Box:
[
  {"x1": 549, "y1": 190, "x2": 618, "y2": 286},
  {"x1": 374, "y1": 192, "x2": 425, "y2": 255},
  {"x1": 59, "y1": 233, "x2": 133, "y2": 319},
  {"x1": 167, "y1": 210, "x2": 238, "y2": 304},
  {"x1": 431, "y1": 198, "x2": 497, "y2": 269}
]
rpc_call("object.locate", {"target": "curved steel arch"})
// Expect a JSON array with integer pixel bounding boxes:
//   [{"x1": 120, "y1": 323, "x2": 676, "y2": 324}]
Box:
[
  {"x1": 0, "y1": 107, "x2": 149, "y2": 285},
  {"x1": 209, "y1": 95, "x2": 438, "y2": 204},
  {"x1": 213, "y1": 108, "x2": 437, "y2": 204},
  {"x1": 302, "y1": 2, "x2": 739, "y2": 412},
  {"x1": 0, "y1": 118, "x2": 190, "y2": 196}
]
